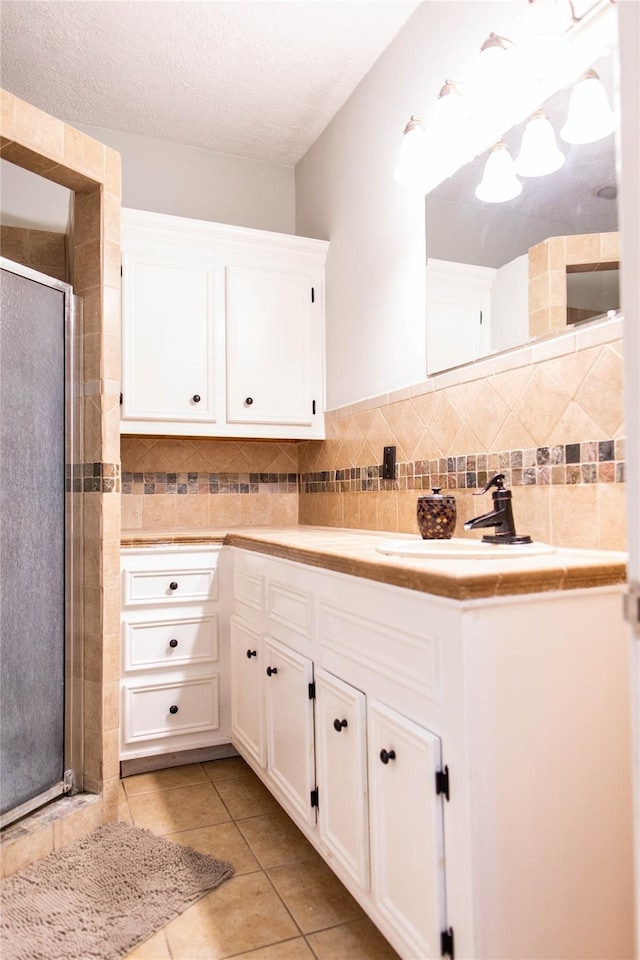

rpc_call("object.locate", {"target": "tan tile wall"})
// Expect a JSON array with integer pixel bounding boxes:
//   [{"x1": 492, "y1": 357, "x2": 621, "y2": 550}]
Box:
[
  {"x1": 529, "y1": 232, "x2": 619, "y2": 338},
  {"x1": 0, "y1": 225, "x2": 67, "y2": 281},
  {"x1": 299, "y1": 327, "x2": 626, "y2": 551},
  {"x1": 1, "y1": 89, "x2": 121, "y2": 871},
  {"x1": 121, "y1": 438, "x2": 299, "y2": 530}
]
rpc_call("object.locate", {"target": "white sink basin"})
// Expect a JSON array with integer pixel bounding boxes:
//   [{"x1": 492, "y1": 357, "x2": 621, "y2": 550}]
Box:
[{"x1": 375, "y1": 538, "x2": 556, "y2": 560}]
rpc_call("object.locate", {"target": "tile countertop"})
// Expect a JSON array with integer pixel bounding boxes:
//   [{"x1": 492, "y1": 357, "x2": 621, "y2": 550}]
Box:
[{"x1": 120, "y1": 526, "x2": 628, "y2": 602}]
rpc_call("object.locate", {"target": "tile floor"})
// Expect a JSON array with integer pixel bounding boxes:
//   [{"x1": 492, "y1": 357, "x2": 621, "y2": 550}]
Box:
[{"x1": 119, "y1": 756, "x2": 401, "y2": 960}]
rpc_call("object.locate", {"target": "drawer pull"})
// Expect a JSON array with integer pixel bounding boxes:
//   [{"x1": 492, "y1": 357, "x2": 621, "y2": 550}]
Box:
[
  {"x1": 169, "y1": 639, "x2": 178, "y2": 648},
  {"x1": 169, "y1": 705, "x2": 179, "y2": 715},
  {"x1": 246, "y1": 649, "x2": 257, "y2": 658},
  {"x1": 169, "y1": 581, "x2": 178, "y2": 591},
  {"x1": 379, "y1": 748, "x2": 396, "y2": 764},
  {"x1": 333, "y1": 718, "x2": 348, "y2": 732},
  {"x1": 266, "y1": 666, "x2": 278, "y2": 676},
  {"x1": 245, "y1": 396, "x2": 254, "y2": 406},
  {"x1": 192, "y1": 394, "x2": 201, "y2": 403}
]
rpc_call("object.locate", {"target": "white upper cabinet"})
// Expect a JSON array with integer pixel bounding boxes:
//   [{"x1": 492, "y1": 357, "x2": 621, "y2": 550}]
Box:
[{"x1": 120, "y1": 208, "x2": 328, "y2": 439}]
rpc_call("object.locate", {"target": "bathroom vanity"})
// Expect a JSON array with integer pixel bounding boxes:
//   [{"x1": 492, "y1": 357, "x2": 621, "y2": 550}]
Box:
[{"x1": 120, "y1": 527, "x2": 634, "y2": 960}]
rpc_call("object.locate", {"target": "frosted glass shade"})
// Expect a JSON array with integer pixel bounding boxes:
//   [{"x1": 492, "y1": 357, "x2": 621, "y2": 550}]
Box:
[
  {"x1": 514, "y1": 112, "x2": 565, "y2": 178},
  {"x1": 560, "y1": 70, "x2": 616, "y2": 145},
  {"x1": 475, "y1": 142, "x2": 522, "y2": 204},
  {"x1": 394, "y1": 117, "x2": 428, "y2": 186}
]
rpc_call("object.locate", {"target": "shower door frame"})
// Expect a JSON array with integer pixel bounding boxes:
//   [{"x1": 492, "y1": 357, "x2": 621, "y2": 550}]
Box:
[{"x1": 0, "y1": 257, "x2": 83, "y2": 828}]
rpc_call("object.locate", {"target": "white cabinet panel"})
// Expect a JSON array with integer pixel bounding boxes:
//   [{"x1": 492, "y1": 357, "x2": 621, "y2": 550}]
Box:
[
  {"x1": 368, "y1": 700, "x2": 447, "y2": 960},
  {"x1": 230, "y1": 616, "x2": 266, "y2": 768},
  {"x1": 264, "y1": 636, "x2": 316, "y2": 825},
  {"x1": 121, "y1": 252, "x2": 219, "y2": 424},
  {"x1": 226, "y1": 267, "x2": 319, "y2": 426},
  {"x1": 315, "y1": 669, "x2": 370, "y2": 890}
]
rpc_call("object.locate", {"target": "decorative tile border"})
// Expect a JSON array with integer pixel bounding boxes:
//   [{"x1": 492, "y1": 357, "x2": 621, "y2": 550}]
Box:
[
  {"x1": 300, "y1": 439, "x2": 625, "y2": 494},
  {"x1": 121, "y1": 471, "x2": 298, "y2": 495},
  {"x1": 67, "y1": 463, "x2": 121, "y2": 493}
]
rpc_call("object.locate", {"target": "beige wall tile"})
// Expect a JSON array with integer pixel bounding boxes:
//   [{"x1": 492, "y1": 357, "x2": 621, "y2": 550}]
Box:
[
  {"x1": 209, "y1": 494, "x2": 242, "y2": 526},
  {"x1": 565, "y1": 233, "x2": 601, "y2": 265},
  {"x1": 550, "y1": 484, "x2": 599, "y2": 548},
  {"x1": 121, "y1": 494, "x2": 143, "y2": 529},
  {"x1": 13, "y1": 96, "x2": 64, "y2": 161},
  {"x1": 74, "y1": 239, "x2": 101, "y2": 292},
  {"x1": 597, "y1": 483, "x2": 627, "y2": 551},
  {"x1": 63, "y1": 124, "x2": 105, "y2": 182},
  {"x1": 53, "y1": 798, "x2": 103, "y2": 850},
  {"x1": 176, "y1": 493, "x2": 210, "y2": 528},
  {"x1": 528, "y1": 238, "x2": 549, "y2": 279},
  {"x1": 0, "y1": 88, "x2": 16, "y2": 140},
  {"x1": 1, "y1": 825, "x2": 54, "y2": 879},
  {"x1": 141, "y1": 494, "x2": 178, "y2": 530},
  {"x1": 73, "y1": 189, "x2": 101, "y2": 247}
]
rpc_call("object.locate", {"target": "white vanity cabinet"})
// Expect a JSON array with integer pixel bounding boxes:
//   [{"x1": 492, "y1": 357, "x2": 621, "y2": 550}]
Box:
[
  {"x1": 120, "y1": 208, "x2": 327, "y2": 440},
  {"x1": 228, "y1": 545, "x2": 633, "y2": 960},
  {"x1": 120, "y1": 545, "x2": 229, "y2": 760}
]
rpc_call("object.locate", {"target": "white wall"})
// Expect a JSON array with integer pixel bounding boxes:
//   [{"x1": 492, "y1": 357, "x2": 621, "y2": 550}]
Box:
[
  {"x1": 491, "y1": 254, "x2": 529, "y2": 353},
  {"x1": 1, "y1": 160, "x2": 71, "y2": 231},
  {"x1": 295, "y1": 1, "x2": 533, "y2": 409},
  {"x1": 75, "y1": 124, "x2": 295, "y2": 234}
]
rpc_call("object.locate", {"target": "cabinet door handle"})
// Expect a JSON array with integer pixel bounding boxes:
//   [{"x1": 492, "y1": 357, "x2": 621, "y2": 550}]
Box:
[
  {"x1": 379, "y1": 748, "x2": 396, "y2": 764},
  {"x1": 192, "y1": 394, "x2": 201, "y2": 403},
  {"x1": 333, "y1": 718, "x2": 348, "y2": 732},
  {"x1": 246, "y1": 649, "x2": 257, "y2": 658},
  {"x1": 169, "y1": 639, "x2": 178, "y2": 648},
  {"x1": 169, "y1": 705, "x2": 179, "y2": 715},
  {"x1": 245, "y1": 396, "x2": 254, "y2": 406},
  {"x1": 266, "y1": 666, "x2": 278, "y2": 676},
  {"x1": 169, "y1": 581, "x2": 178, "y2": 591}
]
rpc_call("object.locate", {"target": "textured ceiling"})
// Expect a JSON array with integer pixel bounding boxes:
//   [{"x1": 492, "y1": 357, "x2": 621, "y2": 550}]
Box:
[{"x1": 0, "y1": 0, "x2": 421, "y2": 165}]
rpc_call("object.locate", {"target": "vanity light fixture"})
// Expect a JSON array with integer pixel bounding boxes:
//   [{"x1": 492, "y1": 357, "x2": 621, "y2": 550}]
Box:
[
  {"x1": 514, "y1": 110, "x2": 566, "y2": 177},
  {"x1": 560, "y1": 68, "x2": 616, "y2": 143},
  {"x1": 475, "y1": 141, "x2": 523, "y2": 203},
  {"x1": 393, "y1": 115, "x2": 429, "y2": 186}
]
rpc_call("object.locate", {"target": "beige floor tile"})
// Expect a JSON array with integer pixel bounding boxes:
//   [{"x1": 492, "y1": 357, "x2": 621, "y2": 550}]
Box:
[
  {"x1": 118, "y1": 798, "x2": 133, "y2": 823},
  {"x1": 267, "y1": 856, "x2": 365, "y2": 934},
  {"x1": 164, "y1": 821, "x2": 261, "y2": 875},
  {"x1": 122, "y1": 762, "x2": 209, "y2": 796},
  {"x1": 214, "y1": 773, "x2": 281, "y2": 820},
  {"x1": 306, "y1": 918, "x2": 402, "y2": 959},
  {"x1": 202, "y1": 755, "x2": 252, "y2": 782},
  {"x1": 125, "y1": 929, "x2": 171, "y2": 959},
  {"x1": 128, "y1": 782, "x2": 230, "y2": 835},
  {"x1": 164, "y1": 871, "x2": 299, "y2": 960},
  {"x1": 230, "y1": 937, "x2": 316, "y2": 959},
  {"x1": 237, "y1": 808, "x2": 316, "y2": 869}
]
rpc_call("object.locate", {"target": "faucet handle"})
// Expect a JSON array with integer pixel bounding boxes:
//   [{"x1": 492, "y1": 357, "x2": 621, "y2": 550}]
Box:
[{"x1": 474, "y1": 473, "x2": 505, "y2": 496}]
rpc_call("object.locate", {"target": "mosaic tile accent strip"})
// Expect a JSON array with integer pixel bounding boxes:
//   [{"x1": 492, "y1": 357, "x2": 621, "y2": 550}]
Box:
[
  {"x1": 300, "y1": 440, "x2": 625, "y2": 493},
  {"x1": 121, "y1": 471, "x2": 298, "y2": 495},
  {"x1": 67, "y1": 463, "x2": 121, "y2": 493}
]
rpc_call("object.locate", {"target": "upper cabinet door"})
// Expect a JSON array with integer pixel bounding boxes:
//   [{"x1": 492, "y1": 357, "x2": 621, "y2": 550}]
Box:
[
  {"x1": 226, "y1": 266, "x2": 322, "y2": 428},
  {"x1": 121, "y1": 250, "x2": 220, "y2": 426}
]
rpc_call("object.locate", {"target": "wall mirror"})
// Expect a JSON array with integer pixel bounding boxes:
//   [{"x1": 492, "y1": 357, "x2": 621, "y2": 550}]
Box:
[{"x1": 424, "y1": 33, "x2": 619, "y2": 375}]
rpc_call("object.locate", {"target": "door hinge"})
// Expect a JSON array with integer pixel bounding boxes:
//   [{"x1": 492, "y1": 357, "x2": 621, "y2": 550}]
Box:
[
  {"x1": 312, "y1": 399, "x2": 316, "y2": 415},
  {"x1": 310, "y1": 787, "x2": 319, "y2": 808},
  {"x1": 311, "y1": 287, "x2": 315, "y2": 303},
  {"x1": 63, "y1": 769, "x2": 75, "y2": 794},
  {"x1": 624, "y1": 581, "x2": 640, "y2": 634},
  {"x1": 436, "y1": 765, "x2": 450, "y2": 801},
  {"x1": 441, "y1": 926, "x2": 454, "y2": 959},
  {"x1": 119, "y1": 392, "x2": 123, "y2": 406},
  {"x1": 308, "y1": 681, "x2": 316, "y2": 700},
  {"x1": 120, "y1": 264, "x2": 123, "y2": 276},
  {"x1": 479, "y1": 310, "x2": 483, "y2": 325}
]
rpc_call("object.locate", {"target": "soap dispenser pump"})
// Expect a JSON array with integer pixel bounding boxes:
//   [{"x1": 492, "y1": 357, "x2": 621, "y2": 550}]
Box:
[{"x1": 463, "y1": 473, "x2": 532, "y2": 545}]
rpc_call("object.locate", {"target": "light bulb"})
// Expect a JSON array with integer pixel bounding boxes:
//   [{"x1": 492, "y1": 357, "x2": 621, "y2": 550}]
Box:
[
  {"x1": 394, "y1": 116, "x2": 428, "y2": 186},
  {"x1": 560, "y1": 70, "x2": 616, "y2": 144},
  {"x1": 475, "y1": 32, "x2": 516, "y2": 89},
  {"x1": 475, "y1": 142, "x2": 522, "y2": 204},
  {"x1": 514, "y1": 111, "x2": 565, "y2": 177}
]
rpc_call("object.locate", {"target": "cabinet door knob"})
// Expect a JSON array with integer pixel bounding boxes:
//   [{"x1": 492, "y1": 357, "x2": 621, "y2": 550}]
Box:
[
  {"x1": 266, "y1": 666, "x2": 278, "y2": 676},
  {"x1": 169, "y1": 705, "x2": 179, "y2": 715},
  {"x1": 245, "y1": 396, "x2": 254, "y2": 406},
  {"x1": 169, "y1": 638, "x2": 178, "y2": 648},
  {"x1": 246, "y1": 649, "x2": 257, "y2": 658},
  {"x1": 333, "y1": 718, "x2": 348, "y2": 732},
  {"x1": 192, "y1": 394, "x2": 201, "y2": 403},
  {"x1": 379, "y1": 748, "x2": 396, "y2": 764},
  {"x1": 169, "y1": 581, "x2": 178, "y2": 591}
]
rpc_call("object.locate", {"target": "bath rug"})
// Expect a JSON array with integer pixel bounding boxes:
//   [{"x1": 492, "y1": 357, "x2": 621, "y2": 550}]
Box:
[{"x1": 0, "y1": 819, "x2": 234, "y2": 960}]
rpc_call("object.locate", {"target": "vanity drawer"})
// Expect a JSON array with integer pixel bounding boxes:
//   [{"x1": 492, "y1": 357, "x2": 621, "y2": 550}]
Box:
[
  {"x1": 122, "y1": 558, "x2": 219, "y2": 606},
  {"x1": 122, "y1": 675, "x2": 220, "y2": 743},
  {"x1": 122, "y1": 608, "x2": 218, "y2": 672}
]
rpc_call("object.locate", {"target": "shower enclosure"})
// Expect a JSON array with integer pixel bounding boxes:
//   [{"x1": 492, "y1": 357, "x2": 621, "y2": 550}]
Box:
[{"x1": 0, "y1": 258, "x2": 82, "y2": 828}]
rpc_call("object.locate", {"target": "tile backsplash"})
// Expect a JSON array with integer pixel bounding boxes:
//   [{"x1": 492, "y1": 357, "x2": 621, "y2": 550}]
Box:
[{"x1": 121, "y1": 316, "x2": 626, "y2": 552}]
